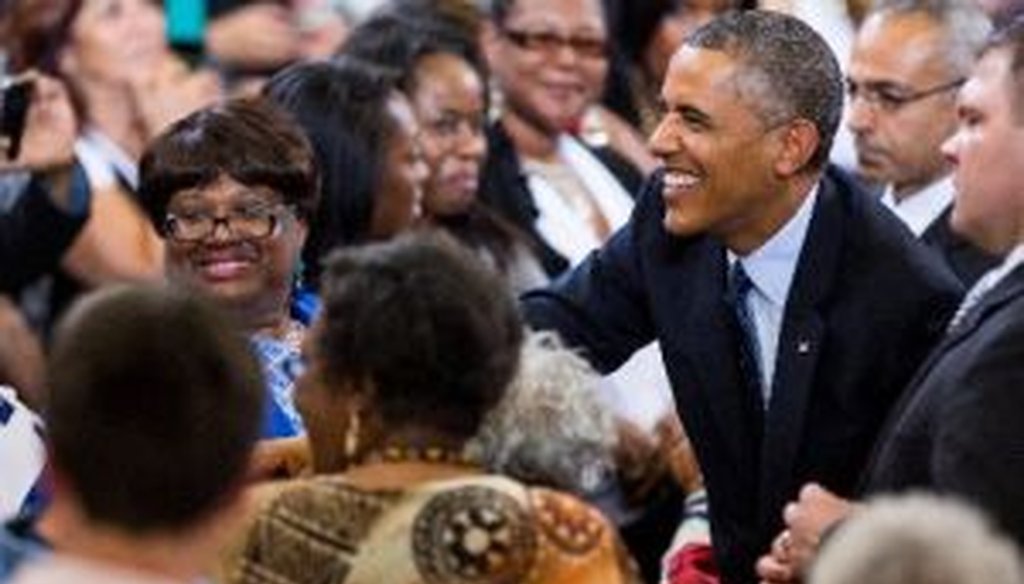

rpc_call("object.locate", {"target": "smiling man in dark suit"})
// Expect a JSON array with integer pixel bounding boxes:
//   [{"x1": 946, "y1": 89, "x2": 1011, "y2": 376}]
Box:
[
  {"x1": 757, "y1": 16, "x2": 1024, "y2": 583},
  {"x1": 521, "y1": 10, "x2": 962, "y2": 583}
]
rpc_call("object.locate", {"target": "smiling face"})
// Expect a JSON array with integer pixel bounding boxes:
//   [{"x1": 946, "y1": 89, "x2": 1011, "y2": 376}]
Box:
[
  {"x1": 486, "y1": 0, "x2": 609, "y2": 135},
  {"x1": 60, "y1": 0, "x2": 167, "y2": 85},
  {"x1": 164, "y1": 175, "x2": 307, "y2": 323},
  {"x1": 411, "y1": 53, "x2": 487, "y2": 217},
  {"x1": 944, "y1": 48, "x2": 1024, "y2": 254},
  {"x1": 648, "y1": 46, "x2": 798, "y2": 253},
  {"x1": 846, "y1": 11, "x2": 961, "y2": 197}
]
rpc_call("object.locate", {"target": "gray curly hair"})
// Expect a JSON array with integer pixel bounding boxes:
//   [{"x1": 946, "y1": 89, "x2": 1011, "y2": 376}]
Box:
[{"x1": 468, "y1": 331, "x2": 618, "y2": 495}]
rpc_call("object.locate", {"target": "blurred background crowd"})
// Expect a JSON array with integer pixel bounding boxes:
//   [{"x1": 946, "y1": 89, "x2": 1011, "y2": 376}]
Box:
[{"x1": 2, "y1": 0, "x2": 1024, "y2": 583}]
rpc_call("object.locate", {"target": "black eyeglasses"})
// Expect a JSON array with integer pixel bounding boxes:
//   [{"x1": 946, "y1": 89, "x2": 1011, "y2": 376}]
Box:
[
  {"x1": 846, "y1": 77, "x2": 966, "y2": 113},
  {"x1": 163, "y1": 204, "x2": 296, "y2": 243},
  {"x1": 501, "y1": 27, "x2": 608, "y2": 60}
]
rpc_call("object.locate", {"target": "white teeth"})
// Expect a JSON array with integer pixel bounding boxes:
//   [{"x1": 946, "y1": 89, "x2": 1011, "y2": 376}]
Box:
[{"x1": 663, "y1": 171, "x2": 701, "y2": 189}]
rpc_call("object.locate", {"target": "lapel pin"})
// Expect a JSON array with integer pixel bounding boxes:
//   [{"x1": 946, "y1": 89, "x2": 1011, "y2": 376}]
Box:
[{"x1": 797, "y1": 340, "x2": 811, "y2": 354}]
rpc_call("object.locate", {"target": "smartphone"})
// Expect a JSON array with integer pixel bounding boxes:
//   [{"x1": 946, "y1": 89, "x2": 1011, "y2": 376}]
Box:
[{"x1": 0, "y1": 74, "x2": 34, "y2": 161}]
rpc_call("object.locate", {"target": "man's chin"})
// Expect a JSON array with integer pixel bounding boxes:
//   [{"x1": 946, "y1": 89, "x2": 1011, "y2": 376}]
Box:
[
  {"x1": 854, "y1": 161, "x2": 890, "y2": 187},
  {"x1": 662, "y1": 211, "x2": 701, "y2": 237},
  {"x1": 198, "y1": 278, "x2": 262, "y2": 307}
]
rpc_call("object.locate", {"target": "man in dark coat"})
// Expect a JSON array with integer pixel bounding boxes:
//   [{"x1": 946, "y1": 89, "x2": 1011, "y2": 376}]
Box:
[
  {"x1": 757, "y1": 18, "x2": 1024, "y2": 583},
  {"x1": 522, "y1": 11, "x2": 962, "y2": 582}
]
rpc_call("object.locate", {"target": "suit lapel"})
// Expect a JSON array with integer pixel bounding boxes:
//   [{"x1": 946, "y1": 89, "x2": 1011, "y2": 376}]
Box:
[
  {"x1": 859, "y1": 263, "x2": 1024, "y2": 493},
  {"x1": 759, "y1": 178, "x2": 842, "y2": 526},
  {"x1": 659, "y1": 236, "x2": 762, "y2": 473},
  {"x1": 927, "y1": 263, "x2": 1024, "y2": 370}
]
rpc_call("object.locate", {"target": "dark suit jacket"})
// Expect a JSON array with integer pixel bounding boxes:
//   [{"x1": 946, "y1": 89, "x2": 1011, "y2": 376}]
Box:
[
  {"x1": 921, "y1": 206, "x2": 998, "y2": 286},
  {"x1": 479, "y1": 121, "x2": 645, "y2": 277},
  {"x1": 862, "y1": 261, "x2": 1024, "y2": 546},
  {"x1": 522, "y1": 166, "x2": 962, "y2": 583}
]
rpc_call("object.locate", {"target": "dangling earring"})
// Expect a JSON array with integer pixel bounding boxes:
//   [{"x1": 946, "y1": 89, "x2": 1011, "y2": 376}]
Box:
[
  {"x1": 344, "y1": 408, "x2": 361, "y2": 461},
  {"x1": 291, "y1": 255, "x2": 306, "y2": 293}
]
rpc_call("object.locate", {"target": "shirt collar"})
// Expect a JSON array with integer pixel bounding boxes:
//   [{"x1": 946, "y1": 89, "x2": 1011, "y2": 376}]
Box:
[
  {"x1": 980, "y1": 243, "x2": 1024, "y2": 292},
  {"x1": 730, "y1": 185, "x2": 819, "y2": 307},
  {"x1": 879, "y1": 176, "x2": 954, "y2": 237}
]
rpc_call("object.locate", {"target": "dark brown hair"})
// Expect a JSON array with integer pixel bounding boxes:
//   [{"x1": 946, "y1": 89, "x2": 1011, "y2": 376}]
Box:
[
  {"x1": 47, "y1": 284, "x2": 264, "y2": 533},
  {"x1": 317, "y1": 232, "x2": 524, "y2": 440},
  {"x1": 138, "y1": 97, "x2": 320, "y2": 232}
]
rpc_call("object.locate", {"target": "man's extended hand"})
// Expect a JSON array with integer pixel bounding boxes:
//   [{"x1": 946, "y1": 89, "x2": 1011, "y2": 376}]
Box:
[{"x1": 757, "y1": 483, "x2": 858, "y2": 583}]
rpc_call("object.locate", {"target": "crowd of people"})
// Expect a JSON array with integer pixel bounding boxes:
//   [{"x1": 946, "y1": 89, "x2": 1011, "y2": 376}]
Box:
[{"x1": 3, "y1": 0, "x2": 1024, "y2": 583}]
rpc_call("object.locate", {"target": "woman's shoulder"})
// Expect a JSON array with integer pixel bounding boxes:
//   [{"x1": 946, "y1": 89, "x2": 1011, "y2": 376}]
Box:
[
  {"x1": 407, "y1": 474, "x2": 641, "y2": 584},
  {"x1": 227, "y1": 474, "x2": 640, "y2": 584}
]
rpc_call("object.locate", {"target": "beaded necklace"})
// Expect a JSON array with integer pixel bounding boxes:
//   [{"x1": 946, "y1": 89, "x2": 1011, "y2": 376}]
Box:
[{"x1": 361, "y1": 445, "x2": 478, "y2": 467}]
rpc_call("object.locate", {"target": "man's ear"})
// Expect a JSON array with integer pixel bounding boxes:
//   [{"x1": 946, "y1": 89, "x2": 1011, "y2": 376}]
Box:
[{"x1": 773, "y1": 119, "x2": 821, "y2": 177}]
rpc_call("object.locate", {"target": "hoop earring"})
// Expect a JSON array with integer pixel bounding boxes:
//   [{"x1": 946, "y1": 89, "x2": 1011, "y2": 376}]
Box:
[{"x1": 344, "y1": 408, "x2": 361, "y2": 461}]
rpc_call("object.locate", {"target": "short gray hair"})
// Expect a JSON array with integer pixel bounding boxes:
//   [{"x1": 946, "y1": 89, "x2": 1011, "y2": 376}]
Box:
[
  {"x1": 870, "y1": 0, "x2": 993, "y2": 76},
  {"x1": 468, "y1": 331, "x2": 617, "y2": 495},
  {"x1": 685, "y1": 10, "x2": 844, "y2": 170},
  {"x1": 810, "y1": 493, "x2": 1024, "y2": 584}
]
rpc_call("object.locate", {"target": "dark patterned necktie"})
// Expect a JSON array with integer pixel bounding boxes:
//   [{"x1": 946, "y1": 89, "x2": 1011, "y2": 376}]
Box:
[{"x1": 725, "y1": 262, "x2": 765, "y2": 407}]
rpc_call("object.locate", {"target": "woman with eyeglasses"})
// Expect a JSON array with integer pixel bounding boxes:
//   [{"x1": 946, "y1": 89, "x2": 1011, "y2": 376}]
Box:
[
  {"x1": 1, "y1": 0, "x2": 220, "y2": 330},
  {"x1": 480, "y1": 0, "x2": 645, "y2": 276},
  {"x1": 138, "y1": 97, "x2": 318, "y2": 439}
]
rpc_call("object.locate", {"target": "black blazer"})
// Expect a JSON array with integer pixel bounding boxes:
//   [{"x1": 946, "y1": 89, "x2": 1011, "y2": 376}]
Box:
[
  {"x1": 479, "y1": 121, "x2": 645, "y2": 277},
  {"x1": 522, "y1": 166, "x2": 962, "y2": 583},
  {"x1": 862, "y1": 262, "x2": 1024, "y2": 547},
  {"x1": 921, "y1": 206, "x2": 998, "y2": 286}
]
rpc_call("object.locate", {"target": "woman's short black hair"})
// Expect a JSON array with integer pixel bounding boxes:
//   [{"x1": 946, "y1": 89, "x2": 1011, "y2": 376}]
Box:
[
  {"x1": 138, "y1": 97, "x2": 320, "y2": 231},
  {"x1": 317, "y1": 231, "x2": 524, "y2": 441},
  {"x1": 342, "y1": 4, "x2": 488, "y2": 95},
  {"x1": 263, "y1": 57, "x2": 403, "y2": 286}
]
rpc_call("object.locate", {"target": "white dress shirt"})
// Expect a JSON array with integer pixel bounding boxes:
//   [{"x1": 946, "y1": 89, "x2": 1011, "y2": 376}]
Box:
[
  {"x1": 730, "y1": 186, "x2": 819, "y2": 405},
  {"x1": 527, "y1": 135, "x2": 634, "y2": 266},
  {"x1": 880, "y1": 177, "x2": 955, "y2": 237}
]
